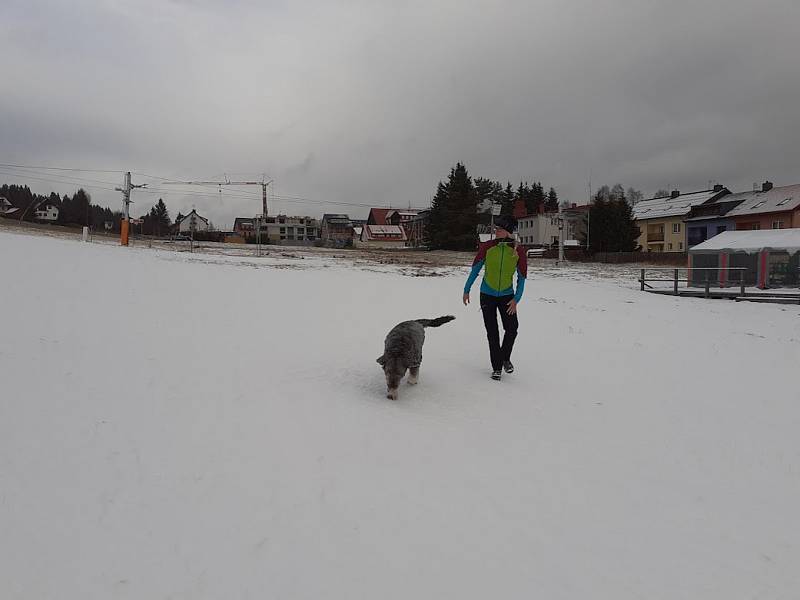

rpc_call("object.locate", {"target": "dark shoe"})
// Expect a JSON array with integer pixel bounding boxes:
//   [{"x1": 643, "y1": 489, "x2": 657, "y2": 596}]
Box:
[
  {"x1": 491, "y1": 370, "x2": 502, "y2": 381},
  {"x1": 503, "y1": 360, "x2": 514, "y2": 374}
]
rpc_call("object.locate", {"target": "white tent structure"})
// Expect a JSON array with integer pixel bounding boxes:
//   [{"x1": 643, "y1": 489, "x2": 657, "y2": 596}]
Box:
[{"x1": 689, "y1": 229, "x2": 800, "y2": 288}]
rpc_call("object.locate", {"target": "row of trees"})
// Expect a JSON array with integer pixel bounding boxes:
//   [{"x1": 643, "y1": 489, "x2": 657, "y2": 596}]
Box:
[
  {"x1": 582, "y1": 185, "x2": 640, "y2": 252},
  {"x1": 425, "y1": 165, "x2": 643, "y2": 252},
  {"x1": 0, "y1": 184, "x2": 123, "y2": 229},
  {"x1": 473, "y1": 179, "x2": 560, "y2": 217},
  {"x1": 1, "y1": 183, "x2": 189, "y2": 237},
  {"x1": 426, "y1": 163, "x2": 563, "y2": 250}
]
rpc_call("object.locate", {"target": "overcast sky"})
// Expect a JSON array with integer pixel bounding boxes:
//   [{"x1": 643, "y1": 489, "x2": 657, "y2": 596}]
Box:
[{"x1": 2, "y1": 0, "x2": 799, "y2": 227}]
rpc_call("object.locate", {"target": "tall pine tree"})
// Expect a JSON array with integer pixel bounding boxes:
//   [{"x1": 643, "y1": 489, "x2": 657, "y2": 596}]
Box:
[{"x1": 426, "y1": 163, "x2": 479, "y2": 250}]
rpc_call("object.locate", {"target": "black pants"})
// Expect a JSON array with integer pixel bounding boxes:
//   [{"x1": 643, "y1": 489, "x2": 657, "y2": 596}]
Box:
[{"x1": 480, "y1": 293, "x2": 519, "y2": 371}]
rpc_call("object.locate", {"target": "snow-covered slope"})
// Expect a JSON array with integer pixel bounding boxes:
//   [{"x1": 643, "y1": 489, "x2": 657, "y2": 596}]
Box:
[{"x1": 1, "y1": 231, "x2": 798, "y2": 599}]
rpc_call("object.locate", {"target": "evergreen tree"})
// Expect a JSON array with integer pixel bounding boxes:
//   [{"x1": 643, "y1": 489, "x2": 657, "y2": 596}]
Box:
[
  {"x1": 152, "y1": 199, "x2": 170, "y2": 236},
  {"x1": 531, "y1": 182, "x2": 545, "y2": 213},
  {"x1": 500, "y1": 182, "x2": 515, "y2": 216},
  {"x1": 582, "y1": 187, "x2": 640, "y2": 252},
  {"x1": 426, "y1": 163, "x2": 478, "y2": 250},
  {"x1": 474, "y1": 177, "x2": 495, "y2": 212},
  {"x1": 426, "y1": 182, "x2": 448, "y2": 249},
  {"x1": 545, "y1": 187, "x2": 559, "y2": 211}
]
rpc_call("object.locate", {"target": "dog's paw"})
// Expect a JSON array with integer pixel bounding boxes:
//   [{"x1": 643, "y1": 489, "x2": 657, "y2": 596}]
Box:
[{"x1": 386, "y1": 388, "x2": 399, "y2": 400}]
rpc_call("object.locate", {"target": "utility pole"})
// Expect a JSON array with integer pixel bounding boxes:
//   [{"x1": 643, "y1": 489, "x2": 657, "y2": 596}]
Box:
[
  {"x1": 558, "y1": 201, "x2": 565, "y2": 264},
  {"x1": 163, "y1": 175, "x2": 272, "y2": 256},
  {"x1": 115, "y1": 172, "x2": 146, "y2": 246}
]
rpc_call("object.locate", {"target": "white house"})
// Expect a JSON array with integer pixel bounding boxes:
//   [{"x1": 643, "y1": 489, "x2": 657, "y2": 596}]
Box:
[
  {"x1": 34, "y1": 203, "x2": 59, "y2": 222},
  {"x1": 177, "y1": 209, "x2": 210, "y2": 234},
  {"x1": 517, "y1": 207, "x2": 587, "y2": 248}
]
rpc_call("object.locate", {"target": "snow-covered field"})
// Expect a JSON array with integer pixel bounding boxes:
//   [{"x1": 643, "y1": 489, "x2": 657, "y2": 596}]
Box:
[{"x1": 1, "y1": 230, "x2": 798, "y2": 599}]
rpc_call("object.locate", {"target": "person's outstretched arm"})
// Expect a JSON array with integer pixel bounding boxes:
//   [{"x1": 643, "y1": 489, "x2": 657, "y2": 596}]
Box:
[
  {"x1": 514, "y1": 247, "x2": 528, "y2": 303},
  {"x1": 463, "y1": 244, "x2": 487, "y2": 304}
]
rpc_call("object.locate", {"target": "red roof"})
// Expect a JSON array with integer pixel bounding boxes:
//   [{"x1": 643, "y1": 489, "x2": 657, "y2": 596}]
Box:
[{"x1": 367, "y1": 208, "x2": 392, "y2": 225}]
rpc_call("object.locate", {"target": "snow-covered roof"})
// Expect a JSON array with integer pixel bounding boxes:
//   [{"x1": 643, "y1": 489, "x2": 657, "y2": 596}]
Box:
[
  {"x1": 177, "y1": 209, "x2": 208, "y2": 225},
  {"x1": 690, "y1": 229, "x2": 800, "y2": 255},
  {"x1": 362, "y1": 224, "x2": 407, "y2": 241},
  {"x1": 633, "y1": 190, "x2": 721, "y2": 220},
  {"x1": 724, "y1": 184, "x2": 800, "y2": 217}
]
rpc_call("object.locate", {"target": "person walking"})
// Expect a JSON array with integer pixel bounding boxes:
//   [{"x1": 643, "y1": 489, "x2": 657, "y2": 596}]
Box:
[{"x1": 462, "y1": 215, "x2": 527, "y2": 380}]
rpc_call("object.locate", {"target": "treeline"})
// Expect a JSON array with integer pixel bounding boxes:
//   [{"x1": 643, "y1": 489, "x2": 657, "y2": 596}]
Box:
[
  {"x1": 426, "y1": 162, "x2": 560, "y2": 251},
  {"x1": 0, "y1": 184, "x2": 122, "y2": 229},
  {"x1": 582, "y1": 185, "x2": 640, "y2": 252},
  {"x1": 1, "y1": 183, "x2": 187, "y2": 237}
]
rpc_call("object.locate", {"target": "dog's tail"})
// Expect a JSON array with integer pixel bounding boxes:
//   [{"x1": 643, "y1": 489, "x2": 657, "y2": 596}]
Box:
[{"x1": 416, "y1": 315, "x2": 455, "y2": 328}]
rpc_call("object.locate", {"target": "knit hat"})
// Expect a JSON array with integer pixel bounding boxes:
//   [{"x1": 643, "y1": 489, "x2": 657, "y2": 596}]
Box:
[{"x1": 494, "y1": 214, "x2": 518, "y2": 233}]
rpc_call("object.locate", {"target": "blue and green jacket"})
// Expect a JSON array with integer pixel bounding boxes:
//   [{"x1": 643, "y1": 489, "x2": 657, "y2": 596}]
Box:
[{"x1": 464, "y1": 237, "x2": 528, "y2": 302}]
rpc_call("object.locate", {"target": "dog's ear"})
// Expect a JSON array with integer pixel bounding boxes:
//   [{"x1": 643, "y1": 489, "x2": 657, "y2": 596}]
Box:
[{"x1": 376, "y1": 355, "x2": 386, "y2": 366}]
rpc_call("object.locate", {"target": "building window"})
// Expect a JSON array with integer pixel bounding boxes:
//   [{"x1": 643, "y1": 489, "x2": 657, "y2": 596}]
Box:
[
  {"x1": 752, "y1": 223, "x2": 761, "y2": 230},
  {"x1": 679, "y1": 242, "x2": 683, "y2": 250},
  {"x1": 668, "y1": 243, "x2": 673, "y2": 250},
  {"x1": 772, "y1": 221, "x2": 784, "y2": 229},
  {"x1": 672, "y1": 223, "x2": 681, "y2": 233},
  {"x1": 280, "y1": 227, "x2": 285, "y2": 234}
]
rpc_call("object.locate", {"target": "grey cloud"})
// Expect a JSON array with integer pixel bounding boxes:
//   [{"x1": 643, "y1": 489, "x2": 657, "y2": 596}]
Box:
[{"x1": 2, "y1": 0, "x2": 800, "y2": 227}]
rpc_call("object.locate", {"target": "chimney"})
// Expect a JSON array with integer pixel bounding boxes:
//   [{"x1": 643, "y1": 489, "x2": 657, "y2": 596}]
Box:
[
  {"x1": 571, "y1": 203, "x2": 577, "y2": 209},
  {"x1": 670, "y1": 190, "x2": 680, "y2": 199},
  {"x1": 762, "y1": 180, "x2": 773, "y2": 192},
  {"x1": 538, "y1": 204, "x2": 544, "y2": 214},
  {"x1": 713, "y1": 184, "x2": 724, "y2": 193}
]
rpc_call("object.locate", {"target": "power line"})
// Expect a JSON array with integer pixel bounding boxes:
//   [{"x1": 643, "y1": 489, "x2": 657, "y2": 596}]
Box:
[
  {"x1": 1, "y1": 165, "x2": 430, "y2": 211},
  {"x1": 0, "y1": 162, "x2": 124, "y2": 174}
]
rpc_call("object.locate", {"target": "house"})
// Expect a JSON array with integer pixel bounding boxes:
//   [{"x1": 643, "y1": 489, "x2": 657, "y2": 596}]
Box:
[
  {"x1": 233, "y1": 217, "x2": 256, "y2": 236},
  {"x1": 633, "y1": 187, "x2": 730, "y2": 252},
  {"x1": 34, "y1": 202, "x2": 59, "y2": 223},
  {"x1": 262, "y1": 215, "x2": 319, "y2": 243},
  {"x1": 407, "y1": 210, "x2": 430, "y2": 248},
  {"x1": 355, "y1": 224, "x2": 408, "y2": 249},
  {"x1": 0, "y1": 197, "x2": 19, "y2": 217},
  {"x1": 517, "y1": 204, "x2": 589, "y2": 248},
  {"x1": 320, "y1": 213, "x2": 354, "y2": 246},
  {"x1": 232, "y1": 215, "x2": 319, "y2": 244},
  {"x1": 689, "y1": 229, "x2": 800, "y2": 288},
  {"x1": 683, "y1": 185, "x2": 738, "y2": 247},
  {"x1": 725, "y1": 181, "x2": 800, "y2": 232},
  {"x1": 367, "y1": 208, "x2": 392, "y2": 226},
  {"x1": 386, "y1": 209, "x2": 420, "y2": 232},
  {"x1": 176, "y1": 209, "x2": 210, "y2": 233}
]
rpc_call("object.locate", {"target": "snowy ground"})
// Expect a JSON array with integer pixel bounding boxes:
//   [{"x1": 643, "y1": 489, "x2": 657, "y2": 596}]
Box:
[{"x1": 1, "y1": 229, "x2": 799, "y2": 599}]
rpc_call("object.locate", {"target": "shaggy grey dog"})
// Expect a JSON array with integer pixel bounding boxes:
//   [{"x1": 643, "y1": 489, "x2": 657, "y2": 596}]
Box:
[{"x1": 376, "y1": 315, "x2": 455, "y2": 400}]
